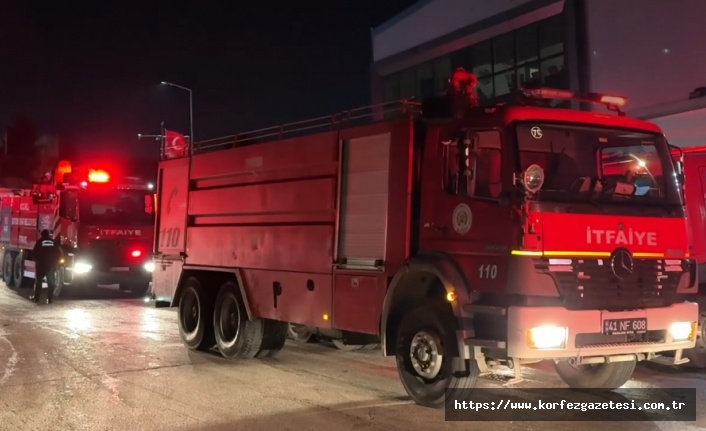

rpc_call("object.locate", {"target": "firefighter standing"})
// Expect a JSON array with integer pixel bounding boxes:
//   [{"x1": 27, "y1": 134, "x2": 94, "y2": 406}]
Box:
[{"x1": 30, "y1": 229, "x2": 63, "y2": 304}]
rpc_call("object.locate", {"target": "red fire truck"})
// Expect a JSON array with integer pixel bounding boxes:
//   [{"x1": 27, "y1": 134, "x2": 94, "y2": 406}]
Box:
[
  {"x1": 0, "y1": 161, "x2": 156, "y2": 297},
  {"x1": 151, "y1": 76, "x2": 698, "y2": 408},
  {"x1": 676, "y1": 146, "x2": 706, "y2": 367}
]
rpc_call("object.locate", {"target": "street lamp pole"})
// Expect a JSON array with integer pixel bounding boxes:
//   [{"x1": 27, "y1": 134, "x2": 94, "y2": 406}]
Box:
[{"x1": 161, "y1": 81, "x2": 194, "y2": 151}]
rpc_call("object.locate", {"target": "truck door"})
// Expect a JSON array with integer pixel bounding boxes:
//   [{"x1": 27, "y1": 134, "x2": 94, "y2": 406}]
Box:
[
  {"x1": 155, "y1": 158, "x2": 190, "y2": 256},
  {"x1": 420, "y1": 128, "x2": 514, "y2": 291},
  {"x1": 693, "y1": 165, "x2": 706, "y2": 260}
]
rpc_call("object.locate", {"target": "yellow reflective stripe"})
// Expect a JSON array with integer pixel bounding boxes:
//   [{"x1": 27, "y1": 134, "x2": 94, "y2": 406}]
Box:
[{"x1": 511, "y1": 250, "x2": 666, "y2": 258}]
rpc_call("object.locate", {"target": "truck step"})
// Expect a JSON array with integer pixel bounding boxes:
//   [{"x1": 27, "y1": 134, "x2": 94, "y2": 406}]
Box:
[
  {"x1": 462, "y1": 304, "x2": 506, "y2": 316},
  {"x1": 464, "y1": 338, "x2": 506, "y2": 349},
  {"x1": 649, "y1": 355, "x2": 689, "y2": 367}
]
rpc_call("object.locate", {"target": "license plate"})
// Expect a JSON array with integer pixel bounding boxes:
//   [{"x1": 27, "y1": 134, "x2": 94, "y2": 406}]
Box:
[
  {"x1": 603, "y1": 318, "x2": 647, "y2": 335},
  {"x1": 110, "y1": 267, "x2": 130, "y2": 272}
]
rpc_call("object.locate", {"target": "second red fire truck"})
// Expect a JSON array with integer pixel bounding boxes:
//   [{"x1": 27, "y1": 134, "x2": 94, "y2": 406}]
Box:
[
  {"x1": 1, "y1": 161, "x2": 156, "y2": 297},
  {"x1": 150, "y1": 72, "x2": 698, "y2": 408}
]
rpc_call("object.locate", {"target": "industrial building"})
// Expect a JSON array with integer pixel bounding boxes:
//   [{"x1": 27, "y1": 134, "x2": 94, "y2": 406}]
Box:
[{"x1": 370, "y1": 0, "x2": 706, "y2": 148}]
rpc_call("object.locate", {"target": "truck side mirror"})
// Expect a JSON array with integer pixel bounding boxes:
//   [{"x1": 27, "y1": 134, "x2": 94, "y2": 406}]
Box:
[
  {"x1": 668, "y1": 144, "x2": 685, "y2": 185},
  {"x1": 60, "y1": 190, "x2": 79, "y2": 222},
  {"x1": 145, "y1": 195, "x2": 154, "y2": 215},
  {"x1": 515, "y1": 164, "x2": 545, "y2": 194}
]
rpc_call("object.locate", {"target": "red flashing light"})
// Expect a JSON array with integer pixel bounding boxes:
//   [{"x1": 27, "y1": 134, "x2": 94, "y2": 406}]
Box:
[
  {"x1": 56, "y1": 161, "x2": 72, "y2": 183},
  {"x1": 131, "y1": 250, "x2": 142, "y2": 258},
  {"x1": 599, "y1": 95, "x2": 627, "y2": 107},
  {"x1": 521, "y1": 88, "x2": 575, "y2": 100},
  {"x1": 88, "y1": 169, "x2": 110, "y2": 183},
  {"x1": 521, "y1": 87, "x2": 629, "y2": 110}
]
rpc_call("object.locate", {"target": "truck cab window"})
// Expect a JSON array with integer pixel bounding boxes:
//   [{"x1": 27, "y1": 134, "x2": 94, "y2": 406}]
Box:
[
  {"x1": 516, "y1": 123, "x2": 678, "y2": 205},
  {"x1": 442, "y1": 130, "x2": 502, "y2": 198},
  {"x1": 80, "y1": 189, "x2": 156, "y2": 225}
]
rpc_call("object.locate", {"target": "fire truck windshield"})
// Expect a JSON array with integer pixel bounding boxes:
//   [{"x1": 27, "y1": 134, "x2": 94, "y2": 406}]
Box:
[
  {"x1": 516, "y1": 123, "x2": 681, "y2": 207},
  {"x1": 79, "y1": 189, "x2": 155, "y2": 225}
]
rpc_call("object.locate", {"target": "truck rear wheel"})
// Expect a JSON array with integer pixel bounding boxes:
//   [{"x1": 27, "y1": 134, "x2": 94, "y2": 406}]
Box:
[
  {"x1": 332, "y1": 340, "x2": 366, "y2": 351},
  {"x1": 2, "y1": 252, "x2": 14, "y2": 286},
  {"x1": 288, "y1": 324, "x2": 315, "y2": 343},
  {"x1": 213, "y1": 281, "x2": 264, "y2": 359},
  {"x1": 177, "y1": 277, "x2": 216, "y2": 351},
  {"x1": 255, "y1": 319, "x2": 289, "y2": 358},
  {"x1": 12, "y1": 253, "x2": 27, "y2": 288},
  {"x1": 554, "y1": 360, "x2": 636, "y2": 389},
  {"x1": 684, "y1": 309, "x2": 706, "y2": 368},
  {"x1": 395, "y1": 304, "x2": 477, "y2": 408}
]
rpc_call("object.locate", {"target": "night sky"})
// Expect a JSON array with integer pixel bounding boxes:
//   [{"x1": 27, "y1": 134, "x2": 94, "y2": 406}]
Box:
[{"x1": 0, "y1": 1, "x2": 416, "y2": 161}]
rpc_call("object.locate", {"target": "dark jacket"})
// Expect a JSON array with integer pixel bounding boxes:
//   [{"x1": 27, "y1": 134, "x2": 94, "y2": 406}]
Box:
[{"x1": 33, "y1": 236, "x2": 63, "y2": 271}]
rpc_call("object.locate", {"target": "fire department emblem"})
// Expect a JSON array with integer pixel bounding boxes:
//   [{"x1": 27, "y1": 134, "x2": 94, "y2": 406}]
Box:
[
  {"x1": 39, "y1": 214, "x2": 52, "y2": 231},
  {"x1": 452, "y1": 203, "x2": 472, "y2": 234}
]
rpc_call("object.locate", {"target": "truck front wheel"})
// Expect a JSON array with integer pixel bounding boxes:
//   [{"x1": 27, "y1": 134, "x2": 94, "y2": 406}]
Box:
[
  {"x1": 395, "y1": 304, "x2": 477, "y2": 408},
  {"x1": 52, "y1": 268, "x2": 64, "y2": 298},
  {"x1": 177, "y1": 277, "x2": 215, "y2": 351},
  {"x1": 554, "y1": 359, "x2": 636, "y2": 389},
  {"x1": 213, "y1": 281, "x2": 264, "y2": 359},
  {"x1": 120, "y1": 282, "x2": 151, "y2": 297}
]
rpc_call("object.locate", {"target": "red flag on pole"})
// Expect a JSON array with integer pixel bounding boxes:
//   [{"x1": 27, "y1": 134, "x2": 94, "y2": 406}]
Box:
[{"x1": 164, "y1": 129, "x2": 188, "y2": 158}]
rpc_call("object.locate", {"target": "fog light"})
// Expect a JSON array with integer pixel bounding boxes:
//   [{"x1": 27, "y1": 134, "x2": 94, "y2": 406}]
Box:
[
  {"x1": 74, "y1": 262, "x2": 92, "y2": 274},
  {"x1": 669, "y1": 321, "x2": 696, "y2": 341},
  {"x1": 143, "y1": 262, "x2": 155, "y2": 272},
  {"x1": 527, "y1": 325, "x2": 568, "y2": 349}
]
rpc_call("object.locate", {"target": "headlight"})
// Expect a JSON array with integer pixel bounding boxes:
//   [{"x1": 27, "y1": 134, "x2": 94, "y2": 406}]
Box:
[
  {"x1": 74, "y1": 262, "x2": 92, "y2": 274},
  {"x1": 527, "y1": 325, "x2": 568, "y2": 349},
  {"x1": 669, "y1": 321, "x2": 696, "y2": 342},
  {"x1": 143, "y1": 262, "x2": 155, "y2": 272}
]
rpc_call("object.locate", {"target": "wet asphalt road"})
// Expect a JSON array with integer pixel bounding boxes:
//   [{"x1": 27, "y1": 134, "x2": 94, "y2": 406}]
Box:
[{"x1": 0, "y1": 283, "x2": 705, "y2": 431}]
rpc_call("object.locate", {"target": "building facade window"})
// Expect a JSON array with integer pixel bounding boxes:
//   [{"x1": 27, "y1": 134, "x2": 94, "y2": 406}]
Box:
[{"x1": 380, "y1": 14, "x2": 567, "y2": 105}]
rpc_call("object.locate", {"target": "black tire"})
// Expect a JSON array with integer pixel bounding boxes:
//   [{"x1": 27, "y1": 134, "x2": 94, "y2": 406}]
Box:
[
  {"x1": 121, "y1": 282, "x2": 150, "y2": 297},
  {"x1": 684, "y1": 309, "x2": 706, "y2": 368},
  {"x1": 177, "y1": 277, "x2": 216, "y2": 351},
  {"x1": 213, "y1": 281, "x2": 264, "y2": 359},
  {"x1": 288, "y1": 324, "x2": 315, "y2": 343},
  {"x1": 395, "y1": 304, "x2": 478, "y2": 408},
  {"x1": 52, "y1": 268, "x2": 64, "y2": 298},
  {"x1": 255, "y1": 319, "x2": 289, "y2": 358},
  {"x1": 332, "y1": 339, "x2": 366, "y2": 352},
  {"x1": 554, "y1": 360, "x2": 636, "y2": 389},
  {"x1": 2, "y1": 252, "x2": 14, "y2": 286},
  {"x1": 12, "y1": 252, "x2": 26, "y2": 288}
]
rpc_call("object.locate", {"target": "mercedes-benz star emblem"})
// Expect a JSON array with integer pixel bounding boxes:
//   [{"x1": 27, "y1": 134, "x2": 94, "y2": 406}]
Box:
[{"x1": 610, "y1": 248, "x2": 634, "y2": 280}]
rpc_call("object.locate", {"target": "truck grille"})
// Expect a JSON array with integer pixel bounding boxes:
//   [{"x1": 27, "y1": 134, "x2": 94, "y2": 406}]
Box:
[
  {"x1": 86, "y1": 239, "x2": 146, "y2": 270},
  {"x1": 536, "y1": 258, "x2": 683, "y2": 311}
]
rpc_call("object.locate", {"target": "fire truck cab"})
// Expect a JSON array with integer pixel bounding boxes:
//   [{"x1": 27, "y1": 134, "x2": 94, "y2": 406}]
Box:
[
  {"x1": 151, "y1": 76, "x2": 698, "y2": 408},
  {"x1": 1, "y1": 161, "x2": 156, "y2": 297}
]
